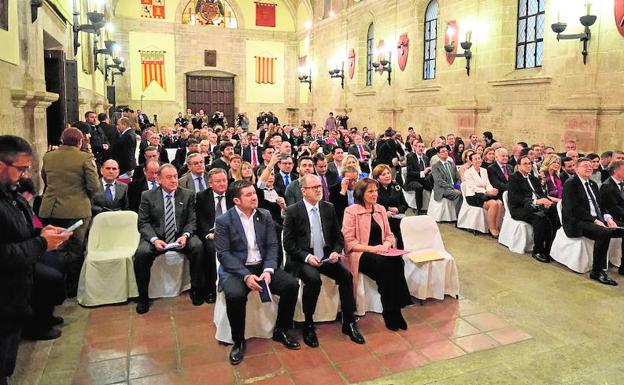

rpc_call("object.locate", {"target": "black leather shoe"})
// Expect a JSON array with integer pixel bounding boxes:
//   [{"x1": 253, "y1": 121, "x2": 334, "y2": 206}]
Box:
[
  {"x1": 589, "y1": 271, "x2": 618, "y2": 286},
  {"x1": 302, "y1": 325, "x2": 319, "y2": 348},
  {"x1": 229, "y1": 341, "x2": 245, "y2": 365},
  {"x1": 618, "y1": 266, "x2": 624, "y2": 276},
  {"x1": 136, "y1": 301, "x2": 150, "y2": 314},
  {"x1": 396, "y1": 312, "x2": 408, "y2": 330},
  {"x1": 382, "y1": 311, "x2": 399, "y2": 331},
  {"x1": 205, "y1": 293, "x2": 216, "y2": 304},
  {"x1": 49, "y1": 315, "x2": 64, "y2": 327},
  {"x1": 342, "y1": 322, "x2": 365, "y2": 344},
  {"x1": 190, "y1": 290, "x2": 205, "y2": 306},
  {"x1": 532, "y1": 253, "x2": 550, "y2": 263},
  {"x1": 22, "y1": 327, "x2": 62, "y2": 341},
  {"x1": 272, "y1": 328, "x2": 300, "y2": 350}
]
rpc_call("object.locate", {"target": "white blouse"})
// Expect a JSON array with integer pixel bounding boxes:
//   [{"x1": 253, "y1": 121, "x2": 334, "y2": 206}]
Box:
[{"x1": 463, "y1": 167, "x2": 493, "y2": 197}]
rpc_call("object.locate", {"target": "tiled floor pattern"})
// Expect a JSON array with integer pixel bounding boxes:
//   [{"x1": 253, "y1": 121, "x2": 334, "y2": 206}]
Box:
[{"x1": 74, "y1": 296, "x2": 531, "y2": 385}]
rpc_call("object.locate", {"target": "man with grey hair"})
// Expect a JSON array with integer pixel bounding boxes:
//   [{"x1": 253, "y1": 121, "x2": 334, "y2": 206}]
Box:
[
  {"x1": 179, "y1": 153, "x2": 208, "y2": 193},
  {"x1": 488, "y1": 148, "x2": 513, "y2": 199}
]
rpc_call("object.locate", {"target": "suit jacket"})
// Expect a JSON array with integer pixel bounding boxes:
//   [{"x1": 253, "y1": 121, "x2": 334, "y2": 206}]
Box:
[
  {"x1": 348, "y1": 144, "x2": 370, "y2": 161},
  {"x1": 431, "y1": 160, "x2": 459, "y2": 201},
  {"x1": 111, "y1": 129, "x2": 137, "y2": 175},
  {"x1": 463, "y1": 167, "x2": 494, "y2": 197},
  {"x1": 138, "y1": 187, "x2": 196, "y2": 242},
  {"x1": 377, "y1": 183, "x2": 408, "y2": 213},
  {"x1": 92, "y1": 180, "x2": 129, "y2": 215},
  {"x1": 318, "y1": 171, "x2": 339, "y2": 190},
  {"x1": 210, "y1": 158, "x2": 230, "y2": 172},
  {"x1": 560, "y1": 171, "x2": 574, "y2": 185},
  {"x1": 283, "y1": 200, "x2": 344, "y2": 273},
  {"x1": 487, "y1": 162, "x2": 514, "y2": 196},
  {"x1": 562, "y1": 176, "x2": 603, "y2": 238},
  {"x1": 507, "y1": 172, "x2": 547, "y2": 221},
  {"x1": 178, "y1": 172, "x2": 209, "y2": 193},
  {"x1": 215, "y1": 207, "x2": 278, "y2": 284},
  {"x1": 405, "y1": 152, "x2": 430, "y2": 185},
  {"x1": 242, "y1": 146, "x2": 263, "y2": 165},
  {"x1": 328, "y1": 161, "x2": 341, "y2": 177},
  {"x1": 99, "y1": 122, "x2": 118, "y2": 145},
  {"x1": 196, "y1": 188, "x2": 234, "y2": 239},
  {"x1": 128, "y1": 177, "x2": 155, "y2": 212},
  {"x1": 40, "y1": 146, "x2": 101, "y2": 219},
  {"x1": 284, "y1": 179, "x2": 303, "y2": 206},
  {"x1": 599, "y1": 177, "x2": 624, "y2": 222},
  {"x1": 274, "y1": 171, "x2": 297, "y2": 197},
  {"x1": 172, "y1": 147, "x2": 188, "y2": 170}
]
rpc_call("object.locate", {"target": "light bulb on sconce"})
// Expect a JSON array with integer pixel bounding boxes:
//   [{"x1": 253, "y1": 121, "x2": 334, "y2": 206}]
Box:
[
  {"x1": 304, "y1": 20, "x2": 312, "y2": 30},
  {"x1": 444, "y1": 22, "x2": 473, "y2": 76}
]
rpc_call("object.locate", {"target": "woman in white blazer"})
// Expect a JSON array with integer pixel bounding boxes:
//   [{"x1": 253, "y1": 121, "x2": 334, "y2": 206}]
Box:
[{"x1": 463, "y1": 152, "x2": 504, "y2": 237}]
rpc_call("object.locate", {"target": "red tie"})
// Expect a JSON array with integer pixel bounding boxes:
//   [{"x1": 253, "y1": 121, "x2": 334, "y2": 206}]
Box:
[
  {"x1": 358, "y1": 145, "x2": 365, "y2": 160},
  {"x1": 501, "y1": 165, "x2": 509, "y2": 182},
  {"x1": 251, "y1": 147, "x2": 258, "y2": 167}
]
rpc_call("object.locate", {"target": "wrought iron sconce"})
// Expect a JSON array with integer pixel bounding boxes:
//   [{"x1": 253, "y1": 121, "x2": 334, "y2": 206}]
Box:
[
  {"x1": 73, "y1": 10, "x2": 106, "y2": 55},
  {"x1": 328, "y1": 62, "x2": 345, "y2": 89},
  {"x1": 94, "y1": 40, "x2": 116, "y2": 72},
  {"x1": 551, "y1": 10, "x2": 596, "y2": 65},
  {"x1": 31, "y1": 0, "x2": 43, "y2": 23},
  {"x1": 105, "y1": 57, "x2": 124, "y2": 81},
  {"x1": 110, "y1": 67, "x2": 126, "y2": 85},
  {"x1": 298, "y1": 68, "x2": 312, "y2": 92},
  {"x1": 372, "y1": 52, "x2": 392, "y2": 85},
  {"x1": 444, "y1": 39, "x2": 472, "y2": 76}
]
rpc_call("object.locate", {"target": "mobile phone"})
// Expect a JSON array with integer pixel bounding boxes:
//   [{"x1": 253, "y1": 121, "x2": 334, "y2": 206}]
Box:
[{"x1": 62, "y1": 220, "x2": 83, "y2": 234}]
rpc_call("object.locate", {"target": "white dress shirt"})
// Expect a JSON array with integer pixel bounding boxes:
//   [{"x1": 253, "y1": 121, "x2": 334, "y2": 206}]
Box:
[
  {"x1": 213, "y1": 191, "x2": 227, "y2": 214},
  {"x1": 303, "y1": 199, "x2": 325, "y2": 262},
  {"x1": 235, "y1": 206, "x2": 263, "y2": 266},
  {"x1": 578, "y1": 176, "x2": 610, "y2": 221}
]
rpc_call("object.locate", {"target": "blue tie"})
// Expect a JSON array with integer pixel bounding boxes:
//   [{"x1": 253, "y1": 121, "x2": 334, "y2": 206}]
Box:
[
  {"x1": 196, "y1": 177, "x2": 205, "y2": 192},
  {"x1": 104, "y1": 184, "x2": 113, "y2": 202},
  {"x1": 310, "y1": 207, "x2": 325, "y2": 260},
  {"x1": 284, "y1": 174, "x2": 290, "y2": 187}
]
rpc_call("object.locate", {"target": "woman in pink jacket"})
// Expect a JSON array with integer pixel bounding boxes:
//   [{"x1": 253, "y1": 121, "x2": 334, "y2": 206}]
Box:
[{"x1": 342, "y1": 178, "x2": 411, "y2": 331}]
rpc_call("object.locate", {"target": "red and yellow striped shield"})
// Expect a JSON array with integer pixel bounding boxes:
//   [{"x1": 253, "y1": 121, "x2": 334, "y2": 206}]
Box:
[
  {"x1": 140, "y1": 50, "x2": 166, "y2": 91},
  {"x1": 255, "y1": 56, "x2": 276, "y2": 84}
]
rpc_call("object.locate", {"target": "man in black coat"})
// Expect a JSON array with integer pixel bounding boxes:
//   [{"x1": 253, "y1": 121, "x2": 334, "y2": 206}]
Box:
[
  {"x1": 599, "y1": 160, "x2": 624, "y2": 274},
  {"x1": 507, "y1": 156, "x2": 559, "y2": 263},
  {"x1": 487, "y1": 148, "x2": 514, "y2": 200},
  {"x1": 128, "y1": 160, "x2": 160, "y2": 213},
  {"x1": 404, "y1": 141, "x2": 432, "y2": 212},
  {"x1": 91, "y1": 160, "x2": 129, "y2": 215},
  {"x1": 97, "y1": 113, "x2": 118, "y2": 147},
  {"x1": 312, "y1": 153, "x2": 338, "y2": 201},
  {"x1": 110, "y1": 117, "x2": 137, "y2": 177},
  {"x1": 0, "y1": 136, "x2": 70, "y2": 385},
  {"x1": 242, "y1": 134, "x2": 263, "y2": 168},
  {"x1": 195, "y1": 168, "x2": 234, "y2": 303},
  {"x1": 563, "y1": 158, "x2": 624, "y2": 285},
  {"x1": 283, "y1": 174, "x2": 364, "y2": 347}
]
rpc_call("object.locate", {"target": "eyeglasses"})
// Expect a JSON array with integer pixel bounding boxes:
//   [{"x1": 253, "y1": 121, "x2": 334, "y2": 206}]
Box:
[
  {"x1": 303, "y1": 185, "x2": 322, "y2": 190},
  {"x1": 2, "y1": 161, "x2": 30, "y2": 175}
]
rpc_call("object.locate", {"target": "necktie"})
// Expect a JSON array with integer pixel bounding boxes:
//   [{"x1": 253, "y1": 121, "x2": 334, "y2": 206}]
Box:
[
  {"x1": 251, "y1": 147, "x2": 258, "y2": 167},
  {"x1": 321, "y1": 175, "x2": 329, "y2": 201},
  {"x1": 418, "y1": 156, "x2": 425, "y2": 169},
  {"x1": 585, "y1": 182, "x2": 602, "y2": 219},
  {"x1": 284, "y1": 174, "x2": 290, "y2": 187},
  {"x1": 104, "y1": 183, "x2": 113, "y2": 202},
  {"x1": 358, "y1": 145, "x2": 365, "y2": 161},
  {"x1": 619, "y1": 182, "x2": 624, "y2": 192},
  {"x1": 444, "y1": 163, "x2": 454, "y2": 184},
  {"x1": 151, "y1": 182, "x2": 158, "y2": 190},
  {"x1": 216, "y1": 195, "x2": 224, "y2": 217},
  {"x1": 164, "y1": 194, "x2": 176, "y2": 243},
  {"x1": 196, "y1": 176, "x2": 205, "y2": 192},
  {"x1": 310, "y1": 207, "x2": 325, "y2": 260},
  {"x1": 501, "y1": 165, "x2": 509, "y2": 182}
]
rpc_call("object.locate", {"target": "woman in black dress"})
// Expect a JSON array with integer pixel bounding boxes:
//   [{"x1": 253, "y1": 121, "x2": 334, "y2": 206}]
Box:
[{"x1": 372, "y1": 164, "x2": 408, "y2": 249}]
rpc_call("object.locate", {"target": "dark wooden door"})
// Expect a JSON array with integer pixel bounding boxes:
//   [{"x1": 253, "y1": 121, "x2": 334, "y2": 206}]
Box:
[
  {"x1": 44, "y1": 50, "x2": 66, "y2": 145},
  {"x1": 186, "y1": 76, "x2": 234, "y2": 127}
]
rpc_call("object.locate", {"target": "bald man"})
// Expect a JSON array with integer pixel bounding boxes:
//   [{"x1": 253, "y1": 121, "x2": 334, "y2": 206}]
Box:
[{"x1": 91, "y1": 159, "x2": 129, "y2": 215}]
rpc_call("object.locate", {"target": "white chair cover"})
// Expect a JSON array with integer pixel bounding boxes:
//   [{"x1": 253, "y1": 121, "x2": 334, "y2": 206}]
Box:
[
  {"x1": 499, "y1": 191, "x2": 534, "y2": 254},
  {"x1": 550, "y1": 201, "x2": 594, "y2": 273},
  {"x1": 401, "y1": 216, "x2": 460, "y2": 300},
  {"x1": 78, "y1": 211, "x2": 140, "y2": 306},
  {"x1": 294, "y1": 275, "x2": 341, "y2": 322},
  {"x1": 355, "y1": 274, "x2": 383, "y2": 316},
  {"x1": 148, "y1": 251, "x2": 191, "y2": 298},
  {"x1": 609, "y1": 238, "x2": 623, "y2": 267},
  {"x1": 427, "y1": 197, "x2": 457, "y2": 222},
  {"x1": 456, "y1": 184, "x2": 489, "y2": 233},
  {"x1": 400, "y1": 167, "x2": 431, "y2": 210}
]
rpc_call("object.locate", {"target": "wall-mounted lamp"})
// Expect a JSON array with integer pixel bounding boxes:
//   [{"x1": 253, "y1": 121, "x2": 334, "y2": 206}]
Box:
[
  {"x1": 328, "y1": 62, "x2": 345, "y2": 88},
  {"x1": 111, "y1": 67, "x2": 126, "y2": 85},
  {"x1": 444, "y1": 28, "x2": 472, "y2": 76},
  {"x1": 298, "y1": 67, "x2": 312, "y2": 92},
  {"x1": 31, "y1": 0, "x2": 43, "y2": 23},
  {"x1": 105, "y1": 57, "x2": 125, "y2": 80},
  {"x1": 551, "y1": 4, "x2": 596, "y2": 65},
  {"x1": 94, "y1": 40, "x2": 116, "y2": 70},
  {"x1": 372, "y1": 52, "x2": 392, "y2": 85},
  {"x1": 73, "y1": 10, "x2": 106, "y2": 54}
]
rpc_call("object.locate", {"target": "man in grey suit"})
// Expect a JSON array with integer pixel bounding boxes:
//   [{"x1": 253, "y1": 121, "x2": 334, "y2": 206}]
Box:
[
  {"x1": 431, "y1": 146, "x2": 462, "y2": 215},
  {"x1": 92, "y1": 159, "x2": 129, "y2": 215},
  {"x1": 134, "y1": 164, "x2": 204, "y2": 314},
  {"x1": 284, "y1": 156, "x2": 314, "y2": 206},
  {"x1": 178, "y1": 153, "x2": 209, "y2": 193},
  {"x1": 215, "y1": 180, "x2": 300, "y2": 365}
]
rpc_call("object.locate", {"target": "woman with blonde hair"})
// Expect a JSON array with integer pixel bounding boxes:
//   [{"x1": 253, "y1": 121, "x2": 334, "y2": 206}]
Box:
[
  {"x1": 481, "y1": 147, "x2": 496, "y2": 169},
  {"x1": 342, "y1": 154, "x2": 367, "y2": 178},
  {"x1": 234, "y1": 160, "x2": 256, "y2": 184},
  {"x1": 540, "y1": 154, "x2": 563, "y2": 202}
]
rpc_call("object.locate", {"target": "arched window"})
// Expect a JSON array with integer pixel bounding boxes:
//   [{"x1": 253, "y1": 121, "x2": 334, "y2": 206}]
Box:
[
  {"x1": 366, "y1": 23, "x2": 374, "y2": 86},
  {"x1": 423, "y1": 0, "x2": 438, "y2": 80},
  {"x1": 182, "y1": 0, "x2": 238, "y2": 28},
  {"x1": 516, "y1": 0, "x2": 545, "y2": 68}
]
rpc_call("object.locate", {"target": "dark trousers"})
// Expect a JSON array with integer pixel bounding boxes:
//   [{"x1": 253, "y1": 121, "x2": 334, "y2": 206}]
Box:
[
  {"x1": 405, "y1": 180, "x2": 432, "y2": 211},
  {"x1": 201, "y1": 239, "x2": 217, "y2": 297},
  {"x1": 133, "y1": 236, "x2": 204, "y2": 300},
  {"x1": 388, "y1": 217, "x2": 404, "y2": 249},
  {"x1": 221, "y1": 265, "x2": 299, "y2": 343},
  {"x1": 0, "y1": 328, "x2": 20, "y2": 385},
  {"x1": 41, "y1": 217, "x2": 91, "y2": 296},
  {"x1": 24, "y1": 252, "x2": 66, "y2": 333},
  {"x1": 359, "y1": 253, "x2": 411, "y2": 312},
  {"x1": 577, "y1": 222, "x2": 620, "y2": 273},
  {"x1": 515, "y1": 206, "x2": 559, "y2": 255},
  {"x1": 297, "y1": 262, "x2": 355, "y2": 325}
]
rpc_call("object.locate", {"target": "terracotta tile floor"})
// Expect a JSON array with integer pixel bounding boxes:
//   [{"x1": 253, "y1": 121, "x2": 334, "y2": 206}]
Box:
[{"x1": 75, "y1": 296, "x2": 531, "y2": 384}]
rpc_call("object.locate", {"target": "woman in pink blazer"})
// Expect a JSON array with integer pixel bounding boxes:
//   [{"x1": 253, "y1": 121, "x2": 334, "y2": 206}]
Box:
[
  {"x1": 463, "y1": 152, "x2": 504, "y2": 237},
  {"x1": 342, "y1": 178, "x2": 411, "y2": 331}
]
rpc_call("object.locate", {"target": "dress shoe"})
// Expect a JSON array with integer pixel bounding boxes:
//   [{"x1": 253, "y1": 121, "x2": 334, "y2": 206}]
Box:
[
  {"x1": 382, "y1": 311, "x2": 399, "y2": 331},
  {"x1": 22, "y1": 327, "x2": 62, "y2": 341},
  {"x1": 618, "y1": 265, "x2": 624, "y2": 276},
  {"x1": 229, "y1": 341, "x2": 246, "y2": 365},
  {"x1": 302, "y1": 325, "x2": 319, "y2": 348},
  {"x1": 49, "y1": 315, "x2": 64, "y2": 327},
  {"x1": 396, "y1": 312, "x2": 408, "y2": 330},
  {"x1": 272, "y1": 328, "x2": 300, "y2": 350},
  {"x1": 136, "y1": 301, "x2": 150, "y2": 314},
  {"x1": 342, "y1": 322, "x2": 365, "y2": 344},
  {"x1": 205, "y1": 293, "x2": 216, "y2": 304},
  {"x1": 589, "y1": 271, "x2": 618, "y2": 286},
  {"x1": 190, "y1": 290, "x2": 205, "y2": 306},
  {"x1": 532, "y1": 252, "x2": 550, "y2": 263}
]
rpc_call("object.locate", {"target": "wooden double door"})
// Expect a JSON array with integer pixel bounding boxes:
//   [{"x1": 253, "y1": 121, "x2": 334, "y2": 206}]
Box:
[{"x1": 186, "y1": 75, "x2": 235, "y2": 127}]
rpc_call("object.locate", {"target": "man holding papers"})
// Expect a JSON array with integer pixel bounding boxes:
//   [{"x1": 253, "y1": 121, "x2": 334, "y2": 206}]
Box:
[
  {"x1": 215, "y1": 180, "x2": 300, "y2": 365},
  {"x1": 283, "y1": 174, "x2": 365, "y2": 348}
]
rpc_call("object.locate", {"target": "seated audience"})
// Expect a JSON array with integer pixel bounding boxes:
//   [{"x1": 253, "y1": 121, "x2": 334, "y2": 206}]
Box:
[
  {"x1": 540, "y1": 154, "x2": 563, "y2": 202},
  {"x1": 285, "y1": 156, "x2": 314, "y2": 206},
  {"x1": 431, "y1": 146, "x2": 462, "y2": 215},
  {"x1": 487, "y1": 148, "x2": 513, "y2": 199},
  {"x1": 91, "y1": 159, "x2": 129, "y2": 215},
  {"x1": 404, "y1": 141, "x2": 432, "y2": 213},
  {"x1": 586, "y1": 153, "x2": 603, "y2": 187},
  {"x1": 228, "y1": 154, "x2": 242, "y2": 182},
  {"x1": 128, "y1": 159, "x2": 160, "y2": 212},
  {"x1": 481, "y1": 147, "x2": 496, "y2": 169},
  {"x1": 211, "y1": 142, "x2": 234, "y2": 172},
  {"x1": 463, "y1": 153, "x2": 503, "y2": 237},
  {"x1": 372, "y1": 164, "x2": 408, "y2": 249},
  {"x1": 274, "y1": 154, "x2": 297, "y2": 196},
  {"x1": 599, "y1": 160, "x2": 624, "y2": 274},
  {"x1": 457, "y1": 149, "x2": 475, "y2": 182},
  {"x1": 560, "y1": 156, "x2": 576, "y2": 184},
  {"x1": 179, "y1": 153, "x2": 209, "y2": 193},
  {"x1": 312, "y1": 153, "x2": 339, "y2": 201}
]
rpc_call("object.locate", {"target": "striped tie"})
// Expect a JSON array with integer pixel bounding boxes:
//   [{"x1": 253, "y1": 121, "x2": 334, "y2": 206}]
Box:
[{"x1": 164, "y1": 194, "x2": 177, "y2": 243}]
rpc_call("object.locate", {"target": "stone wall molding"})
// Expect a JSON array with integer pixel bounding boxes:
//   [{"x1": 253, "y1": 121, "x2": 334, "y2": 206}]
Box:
[{"x1": 488, "y1": 76, "x2": 553, "y2": 87}]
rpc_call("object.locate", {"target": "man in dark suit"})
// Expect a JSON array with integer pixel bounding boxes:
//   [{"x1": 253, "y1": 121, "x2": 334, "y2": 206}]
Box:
[
  {"x1": 560, "y1": 156, "x2": 576, "y2": 185},
  {"x1": 139, "y1": 135, "x2": 169, "y2": 165},
  {"x1": 136, "y1": 110, "x2": 150, "y2": 130},
  {"x1": 283, "y1": 174, "x2": 365, "y2": 347},
  {"x1": 285, "y1": 156, "x2": 314, "y2": 206},
  {"x1": 178, "y1": 153, "x2": 209, "y2": 193},
  {"x1": 195, "y1": 168, "x2": 233, "y2": 303},
  {"x1": 133, "y1": 164, "x2": 204, "y2": 313},
  {"x1": 599, "y1": 159, "x2": 624, "y2": 274},
  {"x1": 507, "y1": 156, "x2": 559, "y2": 263},
  {"x1": 562, "y1": 158, "x2": 624, "y2": 286},
  {"x1": 242, "y1": 134, "x2": 263, "y2": 168},
  {"x1": 91, "y1": 160, "x2": 129, "y2": 215},
  {"x1": 404, "y1": 141, "x2": 432, "y2": 213},
  {"x1": 312, "y1": 153, "x2": 339, "y2": 201},
  {"x1": 210, "y1": 142, "x2": 234, "y2": 172},
  {"x1": 487, "y1": 148, "x2": 514, "y2": 199},
  {"x1": 172, "y1": 138, "x2": 199, "y2": 171},
  {"x1": 273, "y1": 154, "x2": 297, "y2": 197},
  {"x1": 97, "y1": 113, "x2": 118, "y2": 146},
  {"x1": 128, "y1": 159, "x2": 160, "y2": 212},
  {"x1": 215, "y1": 180, "x2": 300, "y2": 365},
  {"x1": 110, "y1": 117, "x2": 137, "y2": 178},
  {"x1": 348, "y1": 134, "x2": 371, "y2": 174}
]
